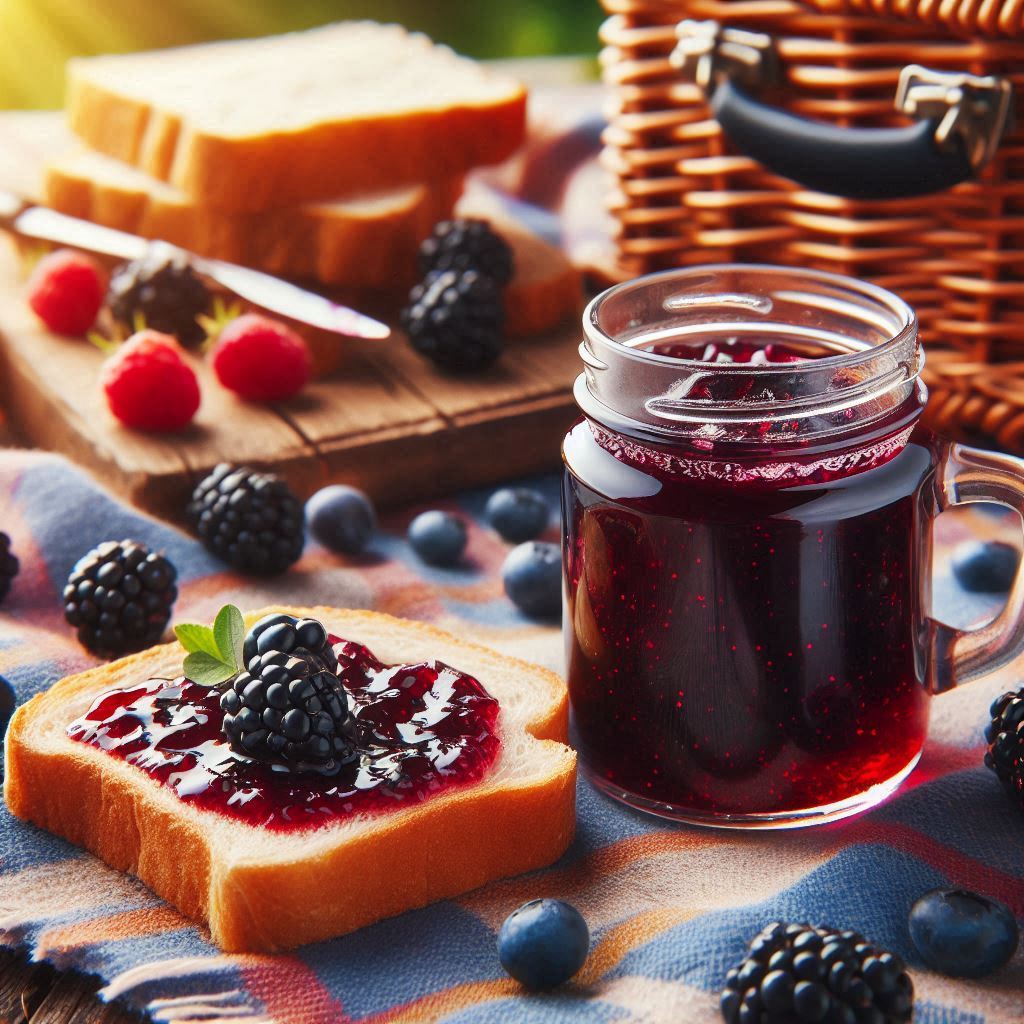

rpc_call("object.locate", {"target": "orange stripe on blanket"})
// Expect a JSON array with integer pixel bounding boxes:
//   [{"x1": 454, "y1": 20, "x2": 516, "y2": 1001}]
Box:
[
  {"x1": 575, "y1": 905, "x2": 698, "y2": 986},
  {"x1": 462, "y1": 830, "x2": 734, "y2": 915},
  {"x1": 375, "y1": 578, "x2": 504, "y2": 617},
  {"x1": 360, "y1": 908, "x2": 700, "y2": 1023},
  {"x1": 241, "y1": 956, "x2": 350, "y2": 1024},
  {"x1": 464, "y1": 798, "x2": 1024, "y2": 925},
  {"x1": 0, "y1": 857, "x2": 160, "y2": 918},
  {"x1": 373, "y1": 583, "x2": 447, "y2": 621},
  {"x1": 436, "y1": 579, "x2": 506, "y2": 603},
  {"x1": 37, "y1": 906, "x2": 189, "y2": 954},
  {"x1": 360, "y1": 978, "x2": 521, "y2": 1024}
]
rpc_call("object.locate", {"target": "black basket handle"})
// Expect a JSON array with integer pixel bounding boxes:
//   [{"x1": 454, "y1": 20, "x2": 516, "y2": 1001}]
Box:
[{"x1": 671, "y1": 20, "x2": 1014, "y2": 201}]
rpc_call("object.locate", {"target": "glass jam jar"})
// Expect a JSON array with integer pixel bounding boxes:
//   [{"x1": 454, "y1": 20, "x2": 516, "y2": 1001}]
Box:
[{"x1": 562, "y1": 265, "x2": 1024, "y2": 829}]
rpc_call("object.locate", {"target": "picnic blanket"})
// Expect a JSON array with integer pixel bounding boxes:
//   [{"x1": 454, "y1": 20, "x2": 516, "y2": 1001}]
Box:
[
  {"x1": 0, "y1": 449, "x2": 1022, "y2": 1024},
  {"x1": 1, "y1": 78, "x2": 1023, "y2": 1024}
]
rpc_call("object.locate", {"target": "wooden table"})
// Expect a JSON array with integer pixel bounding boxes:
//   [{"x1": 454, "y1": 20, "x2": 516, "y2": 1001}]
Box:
[
  {"x1": 0, "y1": 109, "x2": 590, "y2": 523},
  {"x1": 0, "y1": 949, "x2": 139, "y2": 1023},
  {"x1": 0, "y1": 57, "x2": 600, "y2": 1023}
]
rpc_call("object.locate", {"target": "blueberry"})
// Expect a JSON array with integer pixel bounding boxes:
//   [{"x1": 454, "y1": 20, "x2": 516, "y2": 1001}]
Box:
[
  {"x1": 951, "y1": 541, "x2": 1020, "y2": 593},
  {"x1": 485, "y1": 487, "x2": 550, "y2": 543},
  {"x1": 306, "y1": 485, "x2": 376, "y2": 556},
  {"x1": 502, "y1": 541, "x2": 561, "y2": 619},
  {"x1": 909, "y1": 888, "x2": 1019, "y2": 978},
  {"x1": 497, "y1": 898, "x2": 589, "y2": 990},
  {"x1": 407, "y1": 510, "x2": 467, "y2": 567}
]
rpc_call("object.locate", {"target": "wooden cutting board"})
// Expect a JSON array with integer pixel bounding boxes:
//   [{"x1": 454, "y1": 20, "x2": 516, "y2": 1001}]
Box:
[{"x1": 0, "y1": 112, "x2": 583, "y2": 520}]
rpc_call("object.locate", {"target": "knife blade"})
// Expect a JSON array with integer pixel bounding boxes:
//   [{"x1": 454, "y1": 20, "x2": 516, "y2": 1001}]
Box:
[{"x1": 0, "y1": 192, "x2": 391, "y2": 340}]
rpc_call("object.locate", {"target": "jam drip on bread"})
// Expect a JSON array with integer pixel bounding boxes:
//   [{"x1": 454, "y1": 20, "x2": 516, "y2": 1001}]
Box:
[{"x1": 67, "y1": 636, "x2": 500, "y2": 830}]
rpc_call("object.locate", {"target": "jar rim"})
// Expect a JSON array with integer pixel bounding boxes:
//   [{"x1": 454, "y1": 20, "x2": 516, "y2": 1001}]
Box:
[
  {"x1": 577, "y1": 264, "x2": 923, "y2": 449},
  {"x1": 584, "y1": 263, "x2": 917, "y2": 371}
]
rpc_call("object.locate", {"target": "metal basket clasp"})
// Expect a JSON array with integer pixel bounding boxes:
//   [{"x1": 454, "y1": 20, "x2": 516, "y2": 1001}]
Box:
[
  {"x1": 896, "y1": 65, "x2": 1014, "y2": 171},
  {"x1": 670, "y1": 19, "x2": 776, "y2": 91}
]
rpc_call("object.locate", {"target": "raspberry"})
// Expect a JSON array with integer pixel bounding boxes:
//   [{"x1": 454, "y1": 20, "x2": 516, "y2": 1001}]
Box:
[
  {"x1": 101, "y1": 330, "x2": 201, "y2": 432},
  {"x1": 209, "y1": 313, "x2": 311, "y2": 401},
  {"x1": 26, "y1": 249, "x2": 106, "y2": 336}
]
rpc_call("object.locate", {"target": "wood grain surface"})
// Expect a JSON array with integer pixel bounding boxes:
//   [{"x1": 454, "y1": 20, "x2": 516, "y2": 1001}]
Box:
[
  {"x1": 0, "y1": 112, "x2": 584, "y2": 523},
  {"x1": 0, "y1": 74, "x2": 587, "y2": 1019},
  {"x1": 0, "y1": 948, "x2": 140, "y2": 1024}
]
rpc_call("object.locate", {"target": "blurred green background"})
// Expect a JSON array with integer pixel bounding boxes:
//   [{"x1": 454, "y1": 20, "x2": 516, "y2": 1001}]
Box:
[{"x1": 0, "y1": 0, "x2": 603, "y2": 109}]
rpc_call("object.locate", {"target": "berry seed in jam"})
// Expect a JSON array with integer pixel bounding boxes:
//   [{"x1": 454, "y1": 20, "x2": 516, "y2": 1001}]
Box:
[
  {"x1": 568, "y1": 268, "x2": 934, "y2": 825},
  {"x1": 635, "y1": 335, "x2": 819, "y2": 364},
  {"x1": 67, "y1": 637, "x2": 500, "y2": 830},
  {"x1": 563, "y1": 419, "x2": 933, "y2": 819}
]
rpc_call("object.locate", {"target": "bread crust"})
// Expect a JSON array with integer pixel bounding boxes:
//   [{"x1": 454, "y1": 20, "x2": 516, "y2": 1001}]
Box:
[
  {"x1": 455, "y1": 191, "x2": 582, "y2": 339},
  {"x1": 44, "y1": 157, "x2": 463, "y2": 290},
  {"x1": 66, "y1": 34, "x2": 527, "y2": 214},
  {"x1": 4, "y1": 608, "x2": 575, "y2": 951}
]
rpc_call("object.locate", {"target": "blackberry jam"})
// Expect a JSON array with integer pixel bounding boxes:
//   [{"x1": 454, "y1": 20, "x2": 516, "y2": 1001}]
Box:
[
  {"x1": 67, "y1": 636, "x2": 500, "y2": 830},
  {"x1": 565, "y1": 265, "x2": 1024, "y2": 828}
]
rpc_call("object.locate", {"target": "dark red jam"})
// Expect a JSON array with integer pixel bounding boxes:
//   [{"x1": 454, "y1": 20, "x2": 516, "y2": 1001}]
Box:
[
  {"x1": 563, "y1": 337, "x2": 933, "y2": 819},
  {"x1": 67, "y1": 637, "x2": 501, "y2": 830},
  {"x1": 638, "y1": 336, "x2": 815, "y2": 364}
]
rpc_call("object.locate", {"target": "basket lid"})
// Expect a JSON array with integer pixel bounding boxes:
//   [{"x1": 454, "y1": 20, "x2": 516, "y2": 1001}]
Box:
[{"x1": 799, "y1": 0, "x2": 1023, "y2": 39}]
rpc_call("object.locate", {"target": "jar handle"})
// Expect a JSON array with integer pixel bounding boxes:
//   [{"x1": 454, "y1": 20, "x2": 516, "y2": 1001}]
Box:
[{"x1": 928, "y1": 443, "x2": 1024, "y2": 694}]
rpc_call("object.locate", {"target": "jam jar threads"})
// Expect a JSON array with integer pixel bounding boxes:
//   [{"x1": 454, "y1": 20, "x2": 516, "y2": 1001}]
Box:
[{"x1": 563, "y1": 265, "x2": 1024, "y2": 828}]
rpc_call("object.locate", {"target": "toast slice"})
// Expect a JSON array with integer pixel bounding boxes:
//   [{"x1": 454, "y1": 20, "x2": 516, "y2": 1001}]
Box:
[
  {"x1": 457, "y1": 190, "x2": 583, "y2": 338},
  {"x1": 44, "y1": 150, "x2": 581, "y2": 333},
  {"x1": 67, "y1": 23, "x2": 527, "y2": 213},
  {"x1": 4, "y1": 607, "x2": 576, "y2": 952},
  {"x1": 504, "y1": 225, "x2": 583, "y2": 338},
  {"x1": 45, "y1": 149, "x2": 463, "y2": 290}
]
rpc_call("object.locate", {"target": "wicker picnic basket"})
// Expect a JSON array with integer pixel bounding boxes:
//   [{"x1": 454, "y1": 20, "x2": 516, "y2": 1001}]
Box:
[{"x1": 599, "y1": 0, "x2": 1024, "y2": 451}]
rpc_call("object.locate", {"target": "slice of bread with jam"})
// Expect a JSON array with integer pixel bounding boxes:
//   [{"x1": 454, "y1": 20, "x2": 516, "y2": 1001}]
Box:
[{"x1": 4, "y1": 607, "x2": 575, "y2": 952}]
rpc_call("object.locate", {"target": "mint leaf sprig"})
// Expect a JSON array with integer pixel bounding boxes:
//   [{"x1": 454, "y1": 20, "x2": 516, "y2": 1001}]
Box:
[{"x1": 175, "y1": 604, "x2": 245, "y2": 688}]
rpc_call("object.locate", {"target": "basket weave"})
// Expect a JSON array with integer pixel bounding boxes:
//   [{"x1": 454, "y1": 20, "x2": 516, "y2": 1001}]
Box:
[{"x1": 599, "y1": 0, "x2": 1024, "y2": 452}]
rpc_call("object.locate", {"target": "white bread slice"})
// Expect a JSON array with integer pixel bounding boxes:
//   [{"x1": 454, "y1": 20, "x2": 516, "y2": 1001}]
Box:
[
  {"x1": 4, "y1": 607, "x2": 575, "y2": 952},
  {"x1": 43, "y1": 150, "x2": 582, "y2": 336},
  {"x1": 503, "y1": 224, "x2": 583, "y2": 338},
  {"x1": 456, "y1": 188, "x2": 583, "y2": 338},
  {"x1": 44, "y1": 149, "x2": 463, "y2": 290},
  {"x1": 67, "y1": 23, "x2": 528, "y2": 214}
]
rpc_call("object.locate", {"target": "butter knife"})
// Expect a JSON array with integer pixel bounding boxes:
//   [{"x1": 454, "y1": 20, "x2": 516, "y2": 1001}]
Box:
[{"x1": 0, "y1": 191, "x2": 391, "y2": 340}]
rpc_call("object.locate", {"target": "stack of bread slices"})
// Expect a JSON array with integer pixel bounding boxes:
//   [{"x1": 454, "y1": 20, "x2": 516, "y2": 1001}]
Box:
[{"x1": 43, "y1": 21, "x2": 579, "y2": 330}]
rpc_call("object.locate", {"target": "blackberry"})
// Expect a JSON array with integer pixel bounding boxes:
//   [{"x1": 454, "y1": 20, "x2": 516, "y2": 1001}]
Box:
[
  {"x1": 985, "y1": 688, "x2": 1024, "y2": 809},
  {"x1": 242, "y1": 612, "x2": 337, "y2": 670},
  {"x1": 107, "y1": 244, "x2": 211, "y2": 348},
  {"x1": 63, "y1": 540, "x2": 178, "y2": 657},
  {"x1": 721, "y1": 922, "x2": 914, "y2": 1024},
  {"x1": 187, "y1": 463, "x2": 304, "y2": 575},
  {"x1": 220, "y1": 616, "x2": 354, "y2": 771},
  {"x1": 0, "y1": 532, "x2": 18, "y2": 605},
  {"x1": 418, "y1": 218, "x2": 514, "y2": 285},
  {"x1": 401, "y1": 269, "x2": 504, "y2": 372}
]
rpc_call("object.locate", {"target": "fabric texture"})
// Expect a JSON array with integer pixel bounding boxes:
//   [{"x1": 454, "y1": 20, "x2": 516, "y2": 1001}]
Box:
[
  {"x1": 1, "y1": 81, "x2": 1023, "y2": 1024},
  {"x1": 0, "y1": 450, "x2": 1022, "y2": 1023}
]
